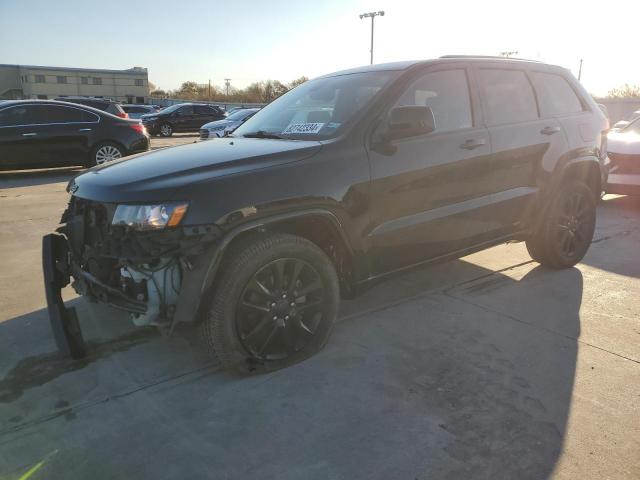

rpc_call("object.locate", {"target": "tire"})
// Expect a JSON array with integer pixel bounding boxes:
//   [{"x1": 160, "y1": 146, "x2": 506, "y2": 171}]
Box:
[
  {"x1": 88, "y1": 141, "x2": 124, "y2": 167},
  {"x1": 203, "y1": 232, "x2": 339, "y2": 374},
  {"x1": 526, "y1": 180, "x2": 596, "y2": 269},
  {"x1": 159, "y1": 123, "x2": 173, "y2": 137}
]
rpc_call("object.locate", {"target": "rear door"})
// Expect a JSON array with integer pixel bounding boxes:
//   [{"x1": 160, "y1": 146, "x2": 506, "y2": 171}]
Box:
[
  {"x1": 194, "y1": 105, "x2": 220, "y2": 128},
  {"x1": 367, "y1": 64, "x2": 494, "y2": 274},
  {"x1": 473, "y1": 65, "x2": 568, "y2": 235},
  {"x1": 43, "y1": 104, "x2": 99, "y2": 164}
]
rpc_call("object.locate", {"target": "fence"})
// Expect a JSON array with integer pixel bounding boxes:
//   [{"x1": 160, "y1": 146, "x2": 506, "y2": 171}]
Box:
[{"x1": 148, "y1": 97, "x2": 266, "y2": 110}]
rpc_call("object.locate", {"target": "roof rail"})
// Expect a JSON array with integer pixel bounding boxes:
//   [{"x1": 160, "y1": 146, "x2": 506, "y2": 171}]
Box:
[{"x1": 440, "y1": 55, "x2": 541, "y2": 62}]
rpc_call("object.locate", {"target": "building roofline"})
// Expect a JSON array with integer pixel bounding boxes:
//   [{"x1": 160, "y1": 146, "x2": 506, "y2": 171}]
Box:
[{"x1": 0, "y1": 64, "x2": 147, "y2": 75}]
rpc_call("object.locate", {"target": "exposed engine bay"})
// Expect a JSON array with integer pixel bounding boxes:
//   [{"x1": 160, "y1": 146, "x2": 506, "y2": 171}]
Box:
[{"x1": 56, "y1": 196, "x2": 220, "y2": 331}]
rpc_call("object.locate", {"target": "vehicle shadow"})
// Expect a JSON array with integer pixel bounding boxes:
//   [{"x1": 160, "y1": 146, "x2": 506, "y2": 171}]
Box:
[
  {"x1": 0, "y1": 259, "x2": 581, "y2": 480},
  {"x1": 0, "y1": 168, "x2": 80, "y2": 189}
]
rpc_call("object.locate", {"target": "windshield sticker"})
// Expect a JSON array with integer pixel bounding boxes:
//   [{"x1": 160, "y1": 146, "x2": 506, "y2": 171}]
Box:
[
  {"x1": 283, "y1": 122, "x2": 325, "y2": 135},
  {"x1": 325, "y1": 122, "x2": 341, "y2": 129}
]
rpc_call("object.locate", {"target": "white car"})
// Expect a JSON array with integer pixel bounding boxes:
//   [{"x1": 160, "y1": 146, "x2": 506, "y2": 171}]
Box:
[
  {"x1": 611, "y1": 109, "x2": 640, "y2": 131},
  {"x1": 606, "y1": 117, "x2": 640, "y2": 195},
  {"x1": 199, "y1": 108, "x2": 260, "y2": 140}
]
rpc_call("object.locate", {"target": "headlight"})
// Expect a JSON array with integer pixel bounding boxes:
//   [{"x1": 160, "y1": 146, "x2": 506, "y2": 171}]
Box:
[{"x1": 112, "y1": 202, "x2": 189, "y2": 230}]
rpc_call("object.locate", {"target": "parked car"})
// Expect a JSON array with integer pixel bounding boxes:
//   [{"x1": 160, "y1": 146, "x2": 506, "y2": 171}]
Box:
[
  {"x1": 199, "y1": 108, "x2": 260, "y2": 140},
  {"x1": 54, "y1": 96, "x2": 128, "y2": 118},
  {"x1": 606, "y1": 117, "x2": 640, "y2": 194},
  {"x1": 611, "y1": 109, "x2": 640, "y2": 131},
  {"x1": 44, "y1": 56, "x2": 607, "y2": 374},
  {"x1": 141, "y1": 103, "x2": 225, "y2": 136},
  {"x1": 0, "y1": 100, "x2": 149, "y2": 169},
  {"x1": 122, "y1": 104, "x2": 159, "y2": 120}
]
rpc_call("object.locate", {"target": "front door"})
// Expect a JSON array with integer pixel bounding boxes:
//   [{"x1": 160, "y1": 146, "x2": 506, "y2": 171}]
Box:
[
  {"x1": 367, "y1": 65, "x2": 493, "y2": 275},
  {"x1": 0, "y1": 104, "x2": 48, "y2": 168}
]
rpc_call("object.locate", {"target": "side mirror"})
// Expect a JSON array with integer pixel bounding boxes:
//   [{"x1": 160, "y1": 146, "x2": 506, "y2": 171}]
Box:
[{"x1": 387, "y1": 106, "x2": 436, "y2": 140}]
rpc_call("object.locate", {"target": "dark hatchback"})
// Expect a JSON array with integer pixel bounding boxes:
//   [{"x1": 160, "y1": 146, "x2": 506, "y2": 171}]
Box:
[
  {"x1": 141, "y1": 103, "x2": 225, "y2": 137},
  {"x1": 0, "y1": 100, "x2": 149, "y2": 169},
  {"x1": 44, "y1": 57, "x2": 607, "y2": 374}
]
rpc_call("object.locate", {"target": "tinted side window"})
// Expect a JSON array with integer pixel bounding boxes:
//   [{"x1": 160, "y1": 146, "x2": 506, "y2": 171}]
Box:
[
  {"x1": 531, "y1": 72, "x2": 583, "y2": 116},
  {"x1": 478, "y1": 69, "x2": 538, "y2": 125},
  {"x1": 195, "y1": 105, "x2": 214, "y2": 115},
  {"x1": 47, "y1": 106, "x2": 97, "y2": 123},
  {"x1": 0, "y1": 105, "x2": 49, "y2": 126},
  {"x1": 177, "y1": 105, "x2": 194, "y2": 115},
  {"x1": 0, "y1": 106, "x2": 31, "y2": 126},
  {"x1": 393, "y1": 69, "x2": 472, "y2": 132}
]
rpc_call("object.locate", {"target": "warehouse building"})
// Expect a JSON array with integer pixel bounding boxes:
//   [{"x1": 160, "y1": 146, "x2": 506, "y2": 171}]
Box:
[{"x1": 0, "y1": 64, "x2": 150, "y2": 103}]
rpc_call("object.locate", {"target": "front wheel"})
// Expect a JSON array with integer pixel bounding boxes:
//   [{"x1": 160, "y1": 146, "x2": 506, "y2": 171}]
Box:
[
  {"x1": 526, "y1": 180, "x2": 596, "y2": 268},
  {"x1": 203, "y1": 233, "x2": 339, "y2": 374}
]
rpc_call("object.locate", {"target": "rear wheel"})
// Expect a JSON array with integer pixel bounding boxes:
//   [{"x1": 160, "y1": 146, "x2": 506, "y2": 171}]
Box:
[
  {"x1": 526, "y1": 180, "x2": 596, "y2": 268},
  {"x1": 88, "y1": 141, "x2": 123, "y2": 167},
  {"x1": 203, "y1": 233, "x2": 339, "y2": 374},
  {"x1": 159, "y1": 123, "x2": 173, "y2": 137}
]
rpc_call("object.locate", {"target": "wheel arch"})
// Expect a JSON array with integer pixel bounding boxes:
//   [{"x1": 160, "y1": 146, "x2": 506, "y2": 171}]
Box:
[
  {"x1": 559, "y1": 157, "x2": 602, "y2": 200},
  {"x1": 202, "y1": 209, "x2": 358, "y2": 301}
]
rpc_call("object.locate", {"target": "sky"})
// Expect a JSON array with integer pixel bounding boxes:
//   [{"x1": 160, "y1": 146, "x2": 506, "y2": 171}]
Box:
[{"x1": 0, "y1": 0, "x2": 638, "y2": 96}]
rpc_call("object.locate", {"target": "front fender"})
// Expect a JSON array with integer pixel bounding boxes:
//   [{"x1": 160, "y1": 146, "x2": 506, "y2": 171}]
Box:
[{"x1": 172, "y1": 209, "x2": 353, "y2": 324}]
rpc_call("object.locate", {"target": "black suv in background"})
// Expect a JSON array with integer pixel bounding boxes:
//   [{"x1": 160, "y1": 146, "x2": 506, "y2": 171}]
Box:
[
  {"x1": 44, "y1": 57, "x2": 608, "y2": 374},
  {"x1": 141, "y1": 103, "x2": 226, "y2": 136},
  {"x1": 53, "y1": 96, "x2": 128, "y2": 118},
  {"x1": 0, "y1": 100, "x2": 149, "y2": 169}
]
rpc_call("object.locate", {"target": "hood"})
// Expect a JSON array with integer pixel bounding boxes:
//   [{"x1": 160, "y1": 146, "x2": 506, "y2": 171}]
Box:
[
  {"x1": 70, "y1": 138, "x2": 323, "y2": 203},
  {"x1": 202, "y1": 119, "x2": 234, "y2": 129},
  {"x1": 140, "y1": 113, "x2": 158, "y2": 120},
  {"x1": 607, "y1": 130, "x2": 640, "y2": 155}
]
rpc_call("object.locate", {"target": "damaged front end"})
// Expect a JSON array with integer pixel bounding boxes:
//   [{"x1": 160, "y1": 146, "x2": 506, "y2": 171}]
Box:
[{"x1": 43, "y1": 196, "x2": 221, "y2": 358}]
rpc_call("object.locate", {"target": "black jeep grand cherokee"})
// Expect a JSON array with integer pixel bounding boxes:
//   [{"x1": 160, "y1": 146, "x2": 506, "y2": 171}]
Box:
[{"x1": 44, "y1": 56, "x2": 609, "y2": 373}]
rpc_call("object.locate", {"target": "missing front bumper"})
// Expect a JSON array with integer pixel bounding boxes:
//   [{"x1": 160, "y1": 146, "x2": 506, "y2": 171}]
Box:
[{"x1": 42, "y1": 233, "x2": 86, "y2": 358}]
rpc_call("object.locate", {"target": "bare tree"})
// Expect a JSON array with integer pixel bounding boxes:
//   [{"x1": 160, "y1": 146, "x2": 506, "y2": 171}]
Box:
[{"x1": 606, "y1": 84, "x2": 640, "y2": 99}]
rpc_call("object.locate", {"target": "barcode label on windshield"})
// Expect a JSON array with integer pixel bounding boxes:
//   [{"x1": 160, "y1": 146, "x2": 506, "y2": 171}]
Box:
[{"x1": 282, "y1": 122, "x2": 325, "y2": 134}]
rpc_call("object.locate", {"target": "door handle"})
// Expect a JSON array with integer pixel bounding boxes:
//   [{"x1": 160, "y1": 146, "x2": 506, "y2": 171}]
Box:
[
  {"x1": 78, "y1": 128, "x2": 92, "y2": 132},
  {"x1": 22, "y1": 132, "x2": 37, "y2": 137},
  {"x1": 540, "y1": 126, "x2": 561, "y2": 135},
  {"x1": 460, "y1": 139, "x2": 486, "y2": 150}
]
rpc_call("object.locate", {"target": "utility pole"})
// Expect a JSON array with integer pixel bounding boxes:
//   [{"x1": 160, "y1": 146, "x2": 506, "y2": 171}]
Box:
[
  {"x1": 359, "y1": 11, "x2": 384, "y2": 65},
  {"x1": 578, "y1": 59, "x2": 583, "y2": 81},
  {"x1": 224, "y1": 78, "x2": 231, "y2": 98},
  {"x1": 208, "y1": 79, "x2": 211, "y2": 102}
]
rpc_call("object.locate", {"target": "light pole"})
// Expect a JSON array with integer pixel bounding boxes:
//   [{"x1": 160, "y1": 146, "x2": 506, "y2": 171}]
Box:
[
  {"x1": 359, "y1": 11, "x2": 384, "y2": 65},
  {"x1": 224, "y1": 78, "x2": 231, "y2": 97}
]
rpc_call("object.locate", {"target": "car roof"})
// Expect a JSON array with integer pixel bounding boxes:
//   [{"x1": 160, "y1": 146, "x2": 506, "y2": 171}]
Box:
[
  {"x1": 321, "y1": 56, "x2": 563, "y2": 78},
  {"x1": 54, "y1": 96, "x2": 117, "y2": 103},
  {"x1": 0, "y1": 99, "x2": 108, "y2": 115}
]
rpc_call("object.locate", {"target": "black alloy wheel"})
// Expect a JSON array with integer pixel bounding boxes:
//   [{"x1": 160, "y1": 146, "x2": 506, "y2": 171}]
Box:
[{"x1": 236, "y1": 258, "x2": 325, "y2": 360}]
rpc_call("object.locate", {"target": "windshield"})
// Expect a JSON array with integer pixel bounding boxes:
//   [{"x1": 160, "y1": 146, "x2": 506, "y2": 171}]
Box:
[
  {"x1": 227, "y1": 109, "x2": 258, "y2": 121},
  {"x1": 624, "y1": 116, "x2": 640, "y2": 134},
  {"x1": 233, "y1": 71, "x2": 399, "y2": 140}
]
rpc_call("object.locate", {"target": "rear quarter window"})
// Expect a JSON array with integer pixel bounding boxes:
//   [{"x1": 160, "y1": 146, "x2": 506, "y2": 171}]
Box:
[
  {"x1": 531, "y1": 72, "x2": 584, "y2": 116},
  {"x1": 477, "y1": 69, "x2": 538, "y2": 126}
]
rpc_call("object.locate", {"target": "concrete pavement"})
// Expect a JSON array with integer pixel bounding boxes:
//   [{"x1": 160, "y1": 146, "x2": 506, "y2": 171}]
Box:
[{"x1": 0, "y1": 171, "x2": 638, "y2": 479}]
